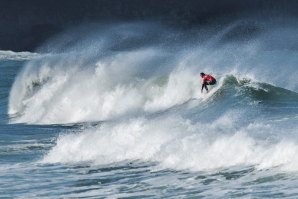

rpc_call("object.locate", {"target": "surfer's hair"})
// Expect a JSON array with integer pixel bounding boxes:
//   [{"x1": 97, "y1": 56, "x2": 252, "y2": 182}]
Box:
[{"x1": 200, "y1": 72, "x2": 205, "y2": 76}]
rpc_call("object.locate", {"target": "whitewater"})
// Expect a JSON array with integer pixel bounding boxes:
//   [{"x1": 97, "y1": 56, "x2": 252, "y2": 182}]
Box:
[{"x1": 1, "y1": 22, "x2": 298, "y2": 198}]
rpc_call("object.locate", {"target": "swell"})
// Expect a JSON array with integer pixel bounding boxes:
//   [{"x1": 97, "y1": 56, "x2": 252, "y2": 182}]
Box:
[{"x1": 222, "y1": 75, "x2": 298, "y2": 103}]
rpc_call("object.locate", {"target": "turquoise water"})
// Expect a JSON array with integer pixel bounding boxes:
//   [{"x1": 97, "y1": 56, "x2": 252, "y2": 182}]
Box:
[{"x1": 1, "y1": 23, "x2": 298, "y2": 198}]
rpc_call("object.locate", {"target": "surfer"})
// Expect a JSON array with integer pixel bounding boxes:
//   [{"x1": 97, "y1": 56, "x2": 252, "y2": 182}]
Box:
[{"x1": 200, "y1": 72, "x2": 216, "y2": 93}]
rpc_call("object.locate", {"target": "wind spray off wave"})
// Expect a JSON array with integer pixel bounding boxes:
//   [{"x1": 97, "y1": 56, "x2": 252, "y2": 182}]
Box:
[{"x1": 8, "y1": 49, "x2": 202, "y2": 124}]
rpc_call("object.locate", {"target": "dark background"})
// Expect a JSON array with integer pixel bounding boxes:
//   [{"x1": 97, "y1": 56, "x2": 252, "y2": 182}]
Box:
[{"x1": 1, "y1": 0, "x2": 298, "y2": 52}]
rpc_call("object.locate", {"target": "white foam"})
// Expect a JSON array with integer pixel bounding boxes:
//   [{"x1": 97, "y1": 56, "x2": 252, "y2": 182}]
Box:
[
  {"x1": 42, "y1": 114, "x2": 298, "y2": 172},
  {"x1": 0, "y1": 50, "x2": 38, "y2": 61}
]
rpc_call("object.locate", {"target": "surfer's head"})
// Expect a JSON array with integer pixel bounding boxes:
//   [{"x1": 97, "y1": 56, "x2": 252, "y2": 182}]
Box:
[{"x1": 200, "y1": 72, "x2": 205, "y2": 77}]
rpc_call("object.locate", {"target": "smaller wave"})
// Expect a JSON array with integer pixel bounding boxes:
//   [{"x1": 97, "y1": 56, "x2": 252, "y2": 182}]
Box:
[
  {"x1": 42, "y1": 115, "x2": 298, "y2": 172},
  {"x1": 0, "y1": 50, "x2": 38, "y2": 61}
]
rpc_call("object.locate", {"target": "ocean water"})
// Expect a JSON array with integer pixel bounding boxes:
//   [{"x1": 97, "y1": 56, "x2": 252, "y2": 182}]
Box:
[{"x1": 1, "y1": 22, "x2": 298, "y2": 198}]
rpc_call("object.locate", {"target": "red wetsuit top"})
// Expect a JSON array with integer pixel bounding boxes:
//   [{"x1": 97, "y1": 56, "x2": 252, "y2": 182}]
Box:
[{"x1": 202, "y1": 74, "x2": 216, "y2": 83}]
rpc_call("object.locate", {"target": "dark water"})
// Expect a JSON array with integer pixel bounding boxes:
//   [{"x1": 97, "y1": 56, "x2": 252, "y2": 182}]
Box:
[{"x1": 1, "y1": 22, "x2": 298, "y2": 198}]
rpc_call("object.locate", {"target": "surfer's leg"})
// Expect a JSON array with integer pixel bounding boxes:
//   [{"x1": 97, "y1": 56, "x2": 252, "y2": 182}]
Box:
[{"x1": 203, "y1": 82, "x2": 208, "y2": 91}]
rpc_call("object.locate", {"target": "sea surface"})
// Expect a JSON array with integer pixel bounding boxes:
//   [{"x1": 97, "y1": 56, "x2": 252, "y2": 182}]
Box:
[{"x1": 1, "y1": 23, "x2": 298, "y2": 198}]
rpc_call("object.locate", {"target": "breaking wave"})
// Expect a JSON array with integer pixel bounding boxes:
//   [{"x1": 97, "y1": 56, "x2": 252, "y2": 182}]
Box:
[
  {"x1": 8, "y1": 22, "x2": 298, "y2": 171},
  {"x1": 42, "y1": 114, "x2": 298, "y2": 171}
]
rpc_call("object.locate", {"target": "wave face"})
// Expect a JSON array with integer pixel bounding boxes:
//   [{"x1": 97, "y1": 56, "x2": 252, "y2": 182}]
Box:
[{"x1": 8, "y1": 22, "x2": 298, "y2": 171}]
